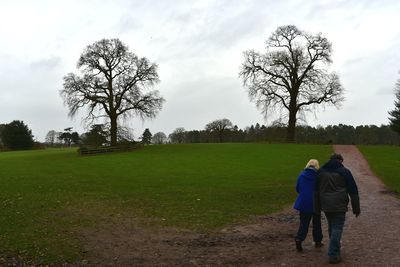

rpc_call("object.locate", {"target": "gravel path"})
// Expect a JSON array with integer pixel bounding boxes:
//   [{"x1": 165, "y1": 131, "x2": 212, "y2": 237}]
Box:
[
  {"x1": 327, "y1": 145, "x2": 400, "y2": 266},
  {"x1": 273, "y1": 145, "x2": 400, "y2": 266}
]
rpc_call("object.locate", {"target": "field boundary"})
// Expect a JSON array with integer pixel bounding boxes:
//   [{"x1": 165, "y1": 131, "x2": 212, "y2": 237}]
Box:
[{"x1": 78, "y1": 144, "x2": 144, "y2": 155}]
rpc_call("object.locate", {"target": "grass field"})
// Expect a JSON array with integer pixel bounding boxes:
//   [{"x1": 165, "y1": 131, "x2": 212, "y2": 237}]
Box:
[
  {"x1": 358, "y1": 145, "x2": 400, "y2": 194},
  {"x1": 0, "y1": 143, "x2": 331, "y2": 264}
]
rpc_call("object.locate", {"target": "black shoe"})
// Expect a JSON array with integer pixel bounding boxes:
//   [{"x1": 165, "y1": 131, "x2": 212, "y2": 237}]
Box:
[
  {"x1": 329, "y1": 256, "x2": 342, "y2": 264},
  {"x1": 315, "y1": 242, "x2": 324, "y2": 248},
  {"x1": 295, "y1": 240, "x2": 303, "y2": 252}
]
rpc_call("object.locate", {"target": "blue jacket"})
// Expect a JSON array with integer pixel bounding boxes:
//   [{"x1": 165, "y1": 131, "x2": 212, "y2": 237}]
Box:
[{"x1": 293, "y1": 167, "x2": 318, "y2": 213}]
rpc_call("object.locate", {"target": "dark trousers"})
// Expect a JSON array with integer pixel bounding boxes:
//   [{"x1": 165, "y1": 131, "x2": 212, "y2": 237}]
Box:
[
  {"x1": 325, "y1": 212, "x2": 346, "y2": 259},
  {"x1": 295, "y1": 212, "x2": 323, "y2": 242}
]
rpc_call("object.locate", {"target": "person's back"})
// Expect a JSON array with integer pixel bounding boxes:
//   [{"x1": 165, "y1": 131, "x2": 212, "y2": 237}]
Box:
[
  {"x1": 315, "y1": 153, "x2": 360, "y2": 264},
  {"x1": 316, "y1": 154, "x2": 360, "y2": 214},
  {"x1": 294, "y1": 168, "x2": 318, "y2": 212},
  {"x1": 293, "y1": 159, "x2": 323, "y2": 252},
  {"x1": 318, "y1": 160, "x2": 351, "y2": 213}
]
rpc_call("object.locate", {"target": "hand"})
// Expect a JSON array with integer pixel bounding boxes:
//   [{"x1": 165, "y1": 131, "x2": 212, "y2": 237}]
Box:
[{"x1": 355, "y1": 212, "x2": 360, "y2": 218}]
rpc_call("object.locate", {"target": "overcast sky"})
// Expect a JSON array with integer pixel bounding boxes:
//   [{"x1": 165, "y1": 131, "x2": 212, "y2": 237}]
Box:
[{"x1": 1, "y1": 0, "x2": 400, "y2": 141}]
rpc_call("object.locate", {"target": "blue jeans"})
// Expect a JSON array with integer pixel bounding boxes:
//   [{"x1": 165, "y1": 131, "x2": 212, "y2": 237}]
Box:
[
  {"x1": 295, "y1": 212, "x2": 323, "y2": 242},
  {"x1": 325, "y1": 212, "x2": 346, "y2": 259}
]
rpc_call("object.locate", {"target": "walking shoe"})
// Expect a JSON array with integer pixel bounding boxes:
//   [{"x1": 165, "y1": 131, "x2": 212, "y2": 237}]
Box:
[
  {"x1": 295, "y1": 240, "x2": 303, "y2": 252},
  {"x1": 315, "y1": 242, "x2": 324, "y2": 248},
  {"x1": 329, "y1": 256, "x2": 342, "y2": 264}
]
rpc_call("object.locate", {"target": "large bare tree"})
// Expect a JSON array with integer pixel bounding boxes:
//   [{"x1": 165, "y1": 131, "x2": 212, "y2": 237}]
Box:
[
  {"x1": 240, "y1": 25, "x2": 344, "y2": 142},
  {"x1": 205, "y1": 118, "x2": 233, "y2": 142},
  {"x1": 61, "y1": 38, "x2": 164, "y2": 146}
]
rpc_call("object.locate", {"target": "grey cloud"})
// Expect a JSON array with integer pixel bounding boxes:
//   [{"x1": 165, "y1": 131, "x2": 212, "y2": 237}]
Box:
[
  {"x1": 116, "y1": 15, "x2": 141, "y2": 34},
  {"x1": 377, "y1": 86, "x2": 395, "y2": 95},
  {"x1": 152, "y1": 1, "x2": 273, "y2": 62},
  {"x1": 29, "y1": 56, "x2": 62, "y2": 71}
]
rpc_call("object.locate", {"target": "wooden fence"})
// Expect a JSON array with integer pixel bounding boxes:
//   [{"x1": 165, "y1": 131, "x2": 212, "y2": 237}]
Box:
[{"x1": 78, "y1": 144, "x2": 144, "y2": 156}]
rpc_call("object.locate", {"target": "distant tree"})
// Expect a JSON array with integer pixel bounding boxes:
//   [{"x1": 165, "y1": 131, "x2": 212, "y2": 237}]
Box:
[
  {"x1": 60, "y1": 38, "x2": 165, "y2": 146},
  {"x1": 59, "y1": 127, "x2": 80, "y2": 146},
  {"x1": 388, "y1": 78, "x2": 400, "y2": 136},
  {"x1": 240, "y1": 25, "x2": 344, "y2": 142},
  {"x1": 81, "y1": 124, "x2": 108, "y2": 147},
  {"x1": 45, "y1": 130, "x2": 58, "y2": 145},
  {"x1": 0, "y1": 124, "x2": 5, "y2": 147},
  {"x1": 1, "y1": 120, "x2": 34, "y2": 150},
  {"x1": 116, "y1": 126, "x2": 135, "y2": 143},
  {"x1": 169, "y1": 127, "x2": 186, "y2": 144},
  {"x1": 152, "y1": 132, "x2": 167, "y2": 144},
  {"x1": 142, "y1": 128, "x2": 152, "y2": 145},
  {"x1": 71, "y1": 132, "x2": 80, "y2": 145},
  {"x1": 205, "y1": 118, "x2": 233, "y2": 142},
  {"x1": 185, "y1": 130, "x2": 203, "y2": 143}
]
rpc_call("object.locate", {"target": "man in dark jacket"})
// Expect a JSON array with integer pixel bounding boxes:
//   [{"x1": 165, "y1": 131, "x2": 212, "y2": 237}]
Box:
[{"x1": 315, "y1": 153, "x2": 360, "y2": 264}]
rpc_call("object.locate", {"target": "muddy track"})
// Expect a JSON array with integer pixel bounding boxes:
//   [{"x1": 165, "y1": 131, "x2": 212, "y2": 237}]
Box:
[{"x1": 73, "y1": 145, "x2": 400, "y2": 266}]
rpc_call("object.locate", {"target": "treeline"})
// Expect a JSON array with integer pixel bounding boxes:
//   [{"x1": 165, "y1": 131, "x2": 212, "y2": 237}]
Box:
[
  {"x1": 1, "y1": 120, "x2": 399, "y2": 152},
  {"x1": 168, "y1": 124, "x2": 400, "y2": 145}
]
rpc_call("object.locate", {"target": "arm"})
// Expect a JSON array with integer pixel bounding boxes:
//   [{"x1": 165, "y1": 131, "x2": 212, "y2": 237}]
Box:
[
  {"x1": 313, "y1": 174, "x2": 321, "y2": 214},
  {"x1": 296, "y1": 176, "x2": 300, "y2": 193},
  {"x1": 340, "y1": 168, "x2": 360, "y2": 216}
]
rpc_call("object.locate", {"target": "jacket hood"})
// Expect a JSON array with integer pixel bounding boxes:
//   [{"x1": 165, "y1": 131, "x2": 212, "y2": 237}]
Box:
[{"x1": 321, "y1": 159, "x2": 343, "y2": 171}]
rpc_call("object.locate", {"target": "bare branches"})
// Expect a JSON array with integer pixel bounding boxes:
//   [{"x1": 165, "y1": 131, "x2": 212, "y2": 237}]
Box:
[
  {"x1": 60, "y1": 38, "x2": 165, "y2": 145},
  {"x1": 117, "y1": 90, "x2": 164, "y2": 120},
  {"x1": 239, "y1": 25, "x2": 344, "y2": 141},
  {"x1": 297, "y1": 73, "x2": 344, "y2": 110},
  {"x1": 205, "y1": 119, "x2": 233, "y2": 132}
]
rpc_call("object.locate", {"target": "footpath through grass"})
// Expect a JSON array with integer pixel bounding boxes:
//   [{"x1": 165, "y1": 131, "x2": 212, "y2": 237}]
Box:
[
  {"x1": 0, "y1": 143, "x2": 331, "y2": 264},
  {"x1": 358, "y1": 145, "x2": 400, "y2": 194}
]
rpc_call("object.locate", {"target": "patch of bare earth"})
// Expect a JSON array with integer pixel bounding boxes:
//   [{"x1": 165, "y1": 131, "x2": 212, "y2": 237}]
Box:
[{"x1": 75, "y1": 145, "x2": 400, "y2": 266}]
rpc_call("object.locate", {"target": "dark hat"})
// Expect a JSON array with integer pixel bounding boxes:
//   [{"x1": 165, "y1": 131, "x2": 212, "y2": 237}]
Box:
[{"x1": 330, "y1": 153, "x2": 344, "y2": 162}]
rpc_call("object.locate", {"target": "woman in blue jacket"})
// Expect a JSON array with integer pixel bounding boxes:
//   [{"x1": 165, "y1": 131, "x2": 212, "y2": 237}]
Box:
[{"x1": 293, "y1": 159, "x2": 323, "y2": 252}]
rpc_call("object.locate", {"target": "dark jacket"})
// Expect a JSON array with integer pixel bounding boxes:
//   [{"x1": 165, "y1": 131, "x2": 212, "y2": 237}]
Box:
[
  {"x1": 294, "y1": 167, "x2": 318, "y2": 213},
  {"x1": 315, "y1": 159, "x2": 360, "y2": 214}
]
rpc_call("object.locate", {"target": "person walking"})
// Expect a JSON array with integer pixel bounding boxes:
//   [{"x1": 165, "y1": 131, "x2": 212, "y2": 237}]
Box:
[
  {"x1": 293, "y1": 159, "x2": 323, "y2": 252},
  {"x1": 315, "y1": 153, "x2": 361, "y2": 264}
]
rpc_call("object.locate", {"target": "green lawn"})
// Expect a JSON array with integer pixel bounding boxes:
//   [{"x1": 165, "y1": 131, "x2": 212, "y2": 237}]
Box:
[
  {"x1": 0, "y1": 143, "x2": 331, "y2": 264},
  {"x1": 358, "y1": 145, "x2": 400, "y2": 194}
]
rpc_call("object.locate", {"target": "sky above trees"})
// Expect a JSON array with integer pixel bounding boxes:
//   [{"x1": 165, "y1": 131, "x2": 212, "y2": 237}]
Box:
[{"x1": 1, "y1": 0, "x2": 399, "y2": 141}]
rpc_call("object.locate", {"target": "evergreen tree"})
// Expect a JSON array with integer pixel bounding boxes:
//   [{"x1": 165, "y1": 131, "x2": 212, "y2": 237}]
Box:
[
  {"x1": 82, "y1": 124, "x2": 108, "y2": 147},
  {"x1": 142, "y1": 128, "x2": 152, "y2": 144},
  {"x1": 1, "y1": 120, "x2": 34, "y2": 150},
  {"x1": 59, "y1": 127, "x2": 80, "y2": 146},
  {"x1": 388, "y1": 80, "x2": 400, "y2": 135}
]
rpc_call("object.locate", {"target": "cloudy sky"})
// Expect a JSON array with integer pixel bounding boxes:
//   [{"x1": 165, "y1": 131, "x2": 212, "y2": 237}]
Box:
[{"x1": 1, "y1": 0, "x2": 400, "y2": 141}]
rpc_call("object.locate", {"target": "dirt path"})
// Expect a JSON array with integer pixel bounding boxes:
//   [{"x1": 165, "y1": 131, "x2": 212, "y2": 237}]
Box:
[{"x1": 80, "y1": 145, "x2": 400, "y2": 266}]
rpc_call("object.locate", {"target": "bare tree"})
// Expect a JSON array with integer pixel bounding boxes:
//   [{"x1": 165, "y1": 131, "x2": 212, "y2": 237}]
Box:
[
  {"x1": 45, "y1": 130, "x2": 57, "y2": 146},
  {"x1": 205, "y1": 118, "x2": 233, "y2": 142},
  {"x1": 240, "y1": 25, "x2": 344, "y2": 141},
  {"x1": 61, "y1": 38, "x2": 165, "y2": 146},
  {"x1": 141, "y1": 128, "x2": 152, "y2": 145},
  {"x1": 152, "y1": 132, "x2": 167, "y2": 144},
  {"x1": 169, "y1": 127, "x2": 186, "y2": 144}
]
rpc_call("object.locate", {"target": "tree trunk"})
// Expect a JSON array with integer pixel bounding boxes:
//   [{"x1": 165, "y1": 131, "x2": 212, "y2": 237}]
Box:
[
  {"x1": 286, "y1": 105, "x2": 297, "y2": 143},
  {"x1": 110, "y1": 115, "x2": 118, "y2": 146}
]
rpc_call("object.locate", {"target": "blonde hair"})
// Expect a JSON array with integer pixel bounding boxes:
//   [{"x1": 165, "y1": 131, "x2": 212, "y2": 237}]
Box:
[{"x1": 305, "y1": 159, "x2": 319, "y2": 170}]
